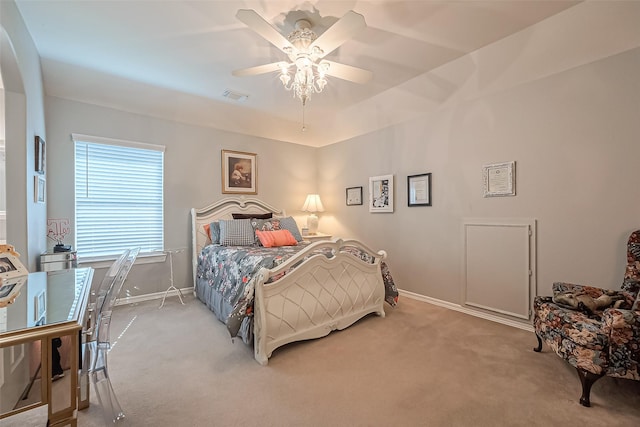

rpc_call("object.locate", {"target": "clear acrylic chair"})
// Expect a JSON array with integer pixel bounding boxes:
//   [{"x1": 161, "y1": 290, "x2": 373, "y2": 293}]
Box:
[
  {"x1": 89, "y1": 247, "x2": 140, "y2": 424},
  {"x1": 80, "y1": 249, "x2": 131, "y2": 409}
]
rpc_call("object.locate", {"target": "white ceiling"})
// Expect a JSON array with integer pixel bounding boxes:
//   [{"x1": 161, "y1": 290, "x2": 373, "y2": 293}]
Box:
[{"x1": 15, "y1": 0, "x2": 580, "y2": 147}]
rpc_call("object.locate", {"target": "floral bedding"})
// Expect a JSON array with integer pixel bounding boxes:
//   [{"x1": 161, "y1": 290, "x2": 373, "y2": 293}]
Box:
[{"x1": 196, "y1": 242, "x2": 398, "y2": 338}]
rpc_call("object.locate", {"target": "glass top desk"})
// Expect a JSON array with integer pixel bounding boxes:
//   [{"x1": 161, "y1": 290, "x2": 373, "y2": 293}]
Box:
[{"x1": 0, "y1": 268, "x2": 93, "y2": 427}]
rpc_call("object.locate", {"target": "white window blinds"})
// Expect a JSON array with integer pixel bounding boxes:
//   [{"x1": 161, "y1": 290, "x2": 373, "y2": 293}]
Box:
[{"x1": 73, "y1": 134, "x2": 165, "y2": 259}]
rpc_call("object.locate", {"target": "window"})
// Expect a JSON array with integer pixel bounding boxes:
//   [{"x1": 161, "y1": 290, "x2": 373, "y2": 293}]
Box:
[{"x1": 73, "y1": 134, "x2": 164, "y2": 259}]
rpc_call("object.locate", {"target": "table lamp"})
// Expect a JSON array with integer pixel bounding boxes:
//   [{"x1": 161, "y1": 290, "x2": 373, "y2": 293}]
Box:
[{"x1": 301, "y1": 194, "x2": 324, "y2": 235}]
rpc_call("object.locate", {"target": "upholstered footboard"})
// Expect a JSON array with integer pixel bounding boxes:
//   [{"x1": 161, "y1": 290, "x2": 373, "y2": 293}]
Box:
[{"x1": 253, "y1": 239, "x2": 386, "y2": 365}]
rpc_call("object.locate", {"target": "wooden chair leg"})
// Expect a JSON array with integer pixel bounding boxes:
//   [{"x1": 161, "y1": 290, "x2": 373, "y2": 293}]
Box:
[
  {"x1": 576, "y1": 368, "x2": 604, "y2": 407},
  {"x1": 533, "y1": 333, "x2": 543, "y2": 352}
]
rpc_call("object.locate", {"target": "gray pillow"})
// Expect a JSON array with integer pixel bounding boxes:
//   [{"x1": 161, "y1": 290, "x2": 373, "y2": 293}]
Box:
[
  {"x1": 278, "y1": 217, "x2": 303, "y2": 242},
  {"x1": 250, "y1": 218, "x2": 281, "y2": 245},
  {"x1": 209, "y1": 221, "x2": 221, "y2": 244},
  {"x1": 219, "y1": 219, "x2": 255, "y2": 246}
]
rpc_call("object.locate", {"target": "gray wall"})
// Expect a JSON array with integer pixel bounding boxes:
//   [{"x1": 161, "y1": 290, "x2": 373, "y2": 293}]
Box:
[
  {"x1": 45, "y1": 96, "x2": 317, "y2": 297},
  {"x1": 1, "y1": 0, "x2": 47, "y2": 271},
  {"x1": 317, "y1": 16, "x2": 640, "y2": 312}
]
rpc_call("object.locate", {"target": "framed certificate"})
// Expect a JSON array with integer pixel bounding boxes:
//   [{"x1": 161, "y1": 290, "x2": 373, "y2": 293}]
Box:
[
  {"x1": 408, "y1": 173, "x2": 432, "y2": 207},
  {"x1": 483, "y1": 161, "x2": 515, "y2": 197},
  {"x1": 346, "y1": 186, "x2": 363, "y2": 206}
]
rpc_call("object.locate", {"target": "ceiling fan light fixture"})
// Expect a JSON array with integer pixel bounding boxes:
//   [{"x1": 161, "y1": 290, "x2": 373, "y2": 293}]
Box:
[{"x1": 233, "y1": 8, "x2": 371, "y2": 122}]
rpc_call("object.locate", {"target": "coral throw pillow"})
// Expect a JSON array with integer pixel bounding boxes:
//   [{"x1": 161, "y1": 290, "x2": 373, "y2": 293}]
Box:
[{"x1": 255, "y1": 229, "x2": 298, "y2": 248}]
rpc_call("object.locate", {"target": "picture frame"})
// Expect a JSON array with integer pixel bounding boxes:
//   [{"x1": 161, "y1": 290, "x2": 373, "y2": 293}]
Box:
[
  {"x1": 346, "y1": 186, "x2": 363, "y2": 206},
  {"x1": 0, "y1": 251, "x2": 29, "y2": 281},
  {"x1": 34, "y1": 290, "x2": 46, "y2": 321},
  {"x1": 369, "y1": 174, "x2": 394, "y2": 213},
  {"x1": 0, "y1": 275, "x2": 27, "y2": 308},
  {"x1": 35, "y1": 135, "x2": 45, "y2": 174},
  {"x1": 222, "y1": 150, "x2": 257, "y2": 194},
  {"x1": 483, "y1": 161, "x2": 516, "y2": 197},
  {"x1": 34, "y1": 175, "x2": 46, "y2": 204},
  {"x1": 408, "y1": 173, "x2": 432, "y2": 206}
]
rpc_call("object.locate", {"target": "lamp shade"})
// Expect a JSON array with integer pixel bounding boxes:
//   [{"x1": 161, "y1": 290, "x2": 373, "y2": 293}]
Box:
[{"x1": 301, "y1": 194, "x2": 325, "y2": 213}]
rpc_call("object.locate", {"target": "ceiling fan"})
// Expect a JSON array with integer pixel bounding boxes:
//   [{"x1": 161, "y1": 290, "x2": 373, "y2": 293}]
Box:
[{"x1": 232, "y1": 9, "x2": 373, "y2": 107}]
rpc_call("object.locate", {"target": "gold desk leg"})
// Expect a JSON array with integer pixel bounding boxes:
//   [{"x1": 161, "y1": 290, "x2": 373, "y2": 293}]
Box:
[{"x1": 47, "y1": 332, "x2": 80, "y2": 427}]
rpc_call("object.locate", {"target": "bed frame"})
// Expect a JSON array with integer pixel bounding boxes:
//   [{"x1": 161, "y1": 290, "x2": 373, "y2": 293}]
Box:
[{"x1": 191, "y1": 197, "x2": 387, "y2": 365}]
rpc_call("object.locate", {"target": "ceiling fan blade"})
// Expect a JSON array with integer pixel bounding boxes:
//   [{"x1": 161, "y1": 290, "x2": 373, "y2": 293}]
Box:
[
  {"x1": 309, "y1": 10, "x2": 366, "y2": 58},
  {"x1": 236, "y1": 9, "x2": 294, "y2": 53},
  {"x1": 232, "y1": 62, "x2": 288, "y2": 77},
  {"x1": 321, "y1": 61, "x2": 372, "y2": 84}
]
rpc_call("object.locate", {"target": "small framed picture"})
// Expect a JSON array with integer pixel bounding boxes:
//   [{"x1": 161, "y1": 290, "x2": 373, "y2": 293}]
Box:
[
  {"x1": 346, "y1": 186, "x2": 363, "y2": 206},
  {"x1": 35, "y1": 135, "x2": 46, "y2": 174},
  {"x1": 408, "y1": 173, "x2": 432, "y2": 207},
  {"x1": 369, "y1": 174, "x2": 394, "y2": 213},
  {"x1": 222, "y1": 150, "x2": 257, "y2": 194},
  {"x1": 0, "y1": 251, "x2": 29, "y2": 281},
  {"x1": 34, "y1": 175, "x2": 46, "y2": 204},
  {"x1": 483, "y1": 161, "x2": 516, "y2": 197},
  {"x1": 34, "y1": 290, "x2": 46, "y2": 321}
]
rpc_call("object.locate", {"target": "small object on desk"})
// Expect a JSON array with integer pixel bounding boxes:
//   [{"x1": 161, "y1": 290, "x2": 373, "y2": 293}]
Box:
[
  {"x1": 159, "y1": 248, "x2": 186, "y2": 308},
  {"x1": 54, "y1": 244, "x2": 72, "y2": 252},
  {"x1": 302, "y1": 232, "x2": 332, "y2": 242}
]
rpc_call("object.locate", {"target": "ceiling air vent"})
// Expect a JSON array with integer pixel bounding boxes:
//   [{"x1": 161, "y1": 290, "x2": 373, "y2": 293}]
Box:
[{"x1": 222, "y1": 90, "x2": 249, "y2": 102}]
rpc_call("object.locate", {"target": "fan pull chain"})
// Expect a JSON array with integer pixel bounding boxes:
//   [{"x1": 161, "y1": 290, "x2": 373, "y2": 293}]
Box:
[{"x1": 301, "y1": 98, "x2": 307, "y2": 132}]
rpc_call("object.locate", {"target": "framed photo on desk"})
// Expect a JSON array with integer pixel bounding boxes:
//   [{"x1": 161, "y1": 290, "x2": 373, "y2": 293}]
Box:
[{"x1": 0, "y1": 251, "x2": 29, "y2": 281}]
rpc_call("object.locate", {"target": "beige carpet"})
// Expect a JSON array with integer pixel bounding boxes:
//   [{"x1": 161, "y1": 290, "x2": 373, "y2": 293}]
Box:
[{"x1": 6, "y1": 295, "x2": 640, "y2": 426}]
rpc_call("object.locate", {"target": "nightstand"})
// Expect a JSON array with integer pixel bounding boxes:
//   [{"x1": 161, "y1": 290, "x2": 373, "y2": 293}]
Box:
[
  {"x1": 39, "y1": 251, "x2": 78, "y2": 271},
  {"x1": 302, "y1": 232, "x2": 333, "y2": 242}
]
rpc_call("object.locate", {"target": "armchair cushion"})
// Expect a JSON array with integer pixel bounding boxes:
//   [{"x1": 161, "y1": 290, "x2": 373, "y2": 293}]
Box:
[
  {"x1": 534, "y1": 296, "x2": 608, "y2": 350},
  {"x1": 601, "y1": 308, "x2": 640, "y2": 380},
  {"x1": 551, "y1": 282, "x2": 632, "y2": 316}
]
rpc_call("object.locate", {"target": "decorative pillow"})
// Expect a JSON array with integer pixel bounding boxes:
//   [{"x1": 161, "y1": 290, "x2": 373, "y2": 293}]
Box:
[
  {"x1": 219, "y1": 219, "x2": 255, "y2": 246},
  {"x1": 203, "y1": 223, "x2": 211, "y2": 242},
  {"x1": 255, "y1": 229, "x2": 298, "y2": 248},
  {"x1": 250, "y1": 218, "x2": 281, "y2": 245},
  {"x1": 203, "y1": 221, "x2": 221, "y2": 244},
  {"x1": 210, "y1": 221, "x2": 221, "y2": 244},
  {"x1": 278, "y1": 216, "x2": 304, "y2": 242},
  {"x1": 232, "y1": 213, "x2": 273, "y2": 220}
]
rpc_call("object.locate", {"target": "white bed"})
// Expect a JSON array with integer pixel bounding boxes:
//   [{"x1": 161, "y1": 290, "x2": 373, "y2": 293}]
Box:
[{"x1": 191, "y1": 197, "x2": 390, "y2": 365}]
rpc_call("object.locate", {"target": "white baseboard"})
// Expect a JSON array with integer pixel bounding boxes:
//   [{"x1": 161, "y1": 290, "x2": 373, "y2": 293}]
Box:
[
  {"x1": 115, "y1": 286, "x2": 534, "y2": 332},
  {"x1": 399, "y1": 289, "x2": 534, "y2": 332},
  {"x1": 115, "y1": 287, "x2": 193, "y2": 306}
]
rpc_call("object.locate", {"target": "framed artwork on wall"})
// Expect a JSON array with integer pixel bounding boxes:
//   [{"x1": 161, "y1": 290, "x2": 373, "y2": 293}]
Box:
[
  {"x1": 34, "y1": 175, "x2": 46, "y2": 204},
  {"x1": 368, "y1": 174, "x2": 394, "y2": 213},
  {"x1": 483, "y1": 161, "x2": 515, "y2": 197},
  {"x1": 35, "y1": 135, "x2": 45, "y2": 174},
  {"x1": 346, "y1": 186, "x2": 363, "y2": 206},
  {"x1": 222, "y1": 150, "x2": 257, "y2": 194},
  {"x1": 408, "y1": 173, "x2": 432, "y2": 206}
]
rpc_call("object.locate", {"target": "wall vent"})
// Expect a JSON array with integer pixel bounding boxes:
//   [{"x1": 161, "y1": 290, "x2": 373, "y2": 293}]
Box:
[{"x1": 222, "y1": 90, "x2": 249, "y2": 102}]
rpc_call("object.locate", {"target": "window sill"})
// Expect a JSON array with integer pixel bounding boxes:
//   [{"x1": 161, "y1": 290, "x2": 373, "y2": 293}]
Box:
[{"x1": 78, "y1": 251, "x2": 167, "y2": 269}]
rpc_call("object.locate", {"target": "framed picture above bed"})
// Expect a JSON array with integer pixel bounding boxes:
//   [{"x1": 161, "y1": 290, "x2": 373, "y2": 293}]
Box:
[{"x1": 222, "y1": 150, "x2": 257, "y2": 194}]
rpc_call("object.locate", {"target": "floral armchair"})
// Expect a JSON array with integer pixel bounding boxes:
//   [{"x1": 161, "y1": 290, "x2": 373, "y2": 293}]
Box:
[{"x1": 533, "y1": 230, "x2": 640, "y2": 407}]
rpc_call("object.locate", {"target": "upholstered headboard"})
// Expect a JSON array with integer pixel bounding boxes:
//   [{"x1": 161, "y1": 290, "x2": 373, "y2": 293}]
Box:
[{"x1": 190, "y1": 197, "x2": 285, "y2": 287}]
